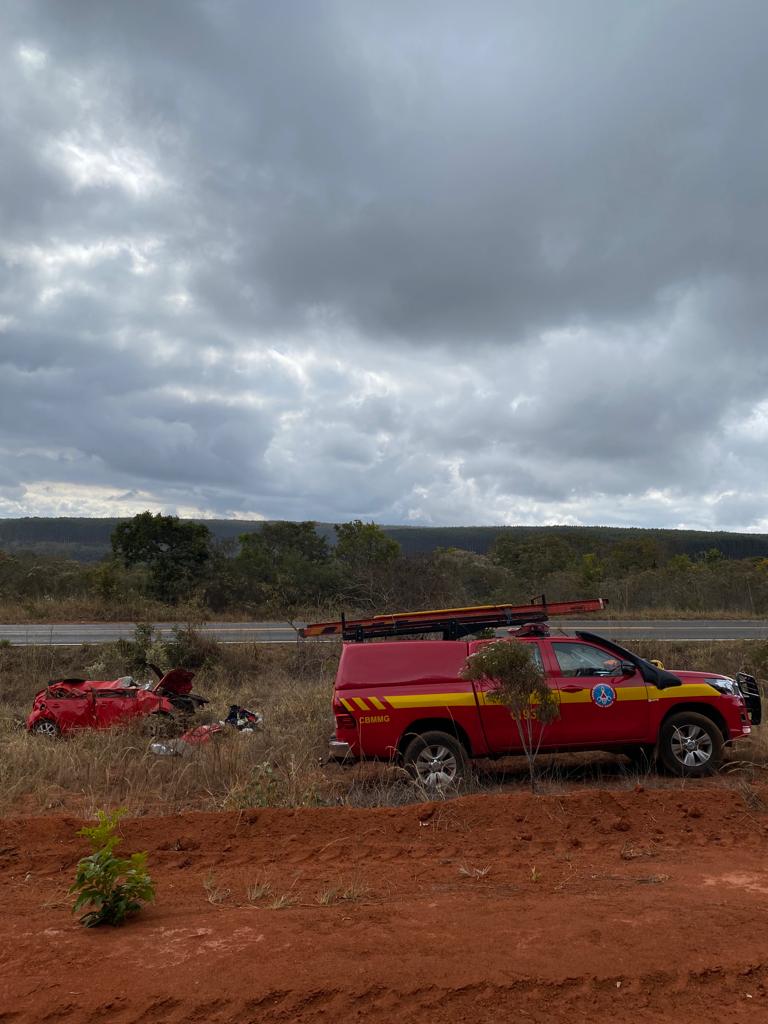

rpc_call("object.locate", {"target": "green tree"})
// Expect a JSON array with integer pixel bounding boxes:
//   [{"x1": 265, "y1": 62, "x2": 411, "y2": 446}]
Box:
[
  {"x1": 430, "y1": 547, "x2": 509, "y2": 606},
  {"x1": 334, "y1": 520, "x2": 400, "y2": 569},
  {"x1": 490, "y1": 534, "x2": 577, "y2": 584},
  {"x1": 236, "y1": 521, "x2": 338, "y2": 612},
  {"x1": 111, "y1": 512, "x2": 212, "y2": 604},
  {"x1": 334, "y1": 520, "x2": 401, "y2": 608},
  {"x1": 241, "y1": 521, "x2": 330, "y2": 573},
  {"x1": 201, "y1": 538, "x2": 243, "y2": 612},
  {"x1": 89, "y1": 559, "x2": 123, "y2": 602},
  {"x1": 580, "y1": 552, "x2": 604, "y2": 590},
  {"x1": 668, "y1": 553, "x2": 693, "y2": 572},
  {"x1": 606, "y1": 538, "x2": 661, "y2": 574},
  {"x1": 702, "y1": 547, "x2": 724, "y2": 565},
  {"x1": 461, "y1": 641, "x2": 559, "y2": 792}
]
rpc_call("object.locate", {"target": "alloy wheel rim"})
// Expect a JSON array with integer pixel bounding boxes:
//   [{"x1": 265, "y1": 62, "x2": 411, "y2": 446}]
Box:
[
  {"x1": 34, "y1": 720, "x2": 58, "y2": 737},
  {"x1": 670, "y1": 724, "x2": 713, "y2": 767},
  {"x1": 415, "y1": 744, "x2": 457, "y2": 787}
]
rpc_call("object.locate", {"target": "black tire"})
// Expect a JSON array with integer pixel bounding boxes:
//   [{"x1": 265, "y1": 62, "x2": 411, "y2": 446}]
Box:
[
  {"x1": 659, "y1": 712, "x2": 723, "y2": 776},
  {"x1": 402, "y1": 730, "x2": 468, "y2": 789},
  {"x1": 31, "y1": 719, "x2": 60, "y2": 738}
]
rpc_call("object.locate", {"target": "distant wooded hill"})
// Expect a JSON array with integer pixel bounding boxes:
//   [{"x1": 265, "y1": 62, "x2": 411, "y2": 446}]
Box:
[{"x1": 1, "y1": 517, "x2": 768, "y2": 563}]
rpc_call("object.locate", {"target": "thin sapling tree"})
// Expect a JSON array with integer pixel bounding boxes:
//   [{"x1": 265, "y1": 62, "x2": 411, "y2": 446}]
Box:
[{"x1": 461, "y1": 640, "x2": 559, "y2": 792}]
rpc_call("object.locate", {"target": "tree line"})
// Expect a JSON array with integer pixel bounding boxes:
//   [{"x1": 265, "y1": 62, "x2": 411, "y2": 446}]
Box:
[
  {"x1": 3, "y1": 511, "x2": 768, "y2": 616},
  {"x1": 4, "y1": 516, "x2": 768, "y2": 562}
]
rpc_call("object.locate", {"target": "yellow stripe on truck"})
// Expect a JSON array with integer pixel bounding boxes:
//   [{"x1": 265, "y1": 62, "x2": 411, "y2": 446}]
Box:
[
  {"x1": 384, "y1": 692, "x2": 478, "y2": 709},
  {"x1": 649, "y1": 683, "x2": 718, "y2": 700},
  {"x1": 555, "y1": 683, "x2": 719, "y2": 704},
  {"x1": 343, "y1": 682, "x2": 718, "y2": 715}
]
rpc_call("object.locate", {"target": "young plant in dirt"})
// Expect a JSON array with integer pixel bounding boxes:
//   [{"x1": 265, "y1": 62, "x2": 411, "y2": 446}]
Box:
[
  {"x1": 461, "y1": 640, "x2": 559, "y2": 792},
  {"x1": 69, "y1": 808, "x2": 155, "y2": 927}
]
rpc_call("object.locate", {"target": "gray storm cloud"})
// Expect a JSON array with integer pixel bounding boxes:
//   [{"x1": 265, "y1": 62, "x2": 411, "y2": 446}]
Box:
[{"x1": 1, "y1": 0, "x2": 767, "y2": 528}]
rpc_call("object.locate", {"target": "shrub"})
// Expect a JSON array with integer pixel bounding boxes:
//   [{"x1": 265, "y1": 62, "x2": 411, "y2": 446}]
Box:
[
  {"x1": 461, "y1": 640, "x2": 559, "y2": 792},
  {"x1": 69, "y1": 808, "x2": 155, "y2": 927},
  {"x1": 160, "y1": 624, "x2": 221, "y2": 669}
]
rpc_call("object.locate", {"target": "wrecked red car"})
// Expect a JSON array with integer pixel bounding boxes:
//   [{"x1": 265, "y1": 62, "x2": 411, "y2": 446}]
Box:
[{"x1": 26, "y1": 668, "x2": 207, "y2": 737}]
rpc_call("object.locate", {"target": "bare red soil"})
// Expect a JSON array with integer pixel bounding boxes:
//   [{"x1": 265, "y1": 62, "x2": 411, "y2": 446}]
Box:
[{"x1": 3, "y1": 784, "x2": 768, "y2": 1023}]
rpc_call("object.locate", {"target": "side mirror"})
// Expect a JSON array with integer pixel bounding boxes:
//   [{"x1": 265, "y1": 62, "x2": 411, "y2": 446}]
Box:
[
  {"x1": 655, "y1": 670, "x2": 682, "y2": 690},
  {"x1": 620, "y1": 661, "x2": 635, "y2": 676}
]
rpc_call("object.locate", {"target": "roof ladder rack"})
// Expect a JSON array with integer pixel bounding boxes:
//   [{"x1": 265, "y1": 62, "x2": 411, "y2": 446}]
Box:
[{"x1": 300, "y1": 596, "x2": 607, "y2": 642}]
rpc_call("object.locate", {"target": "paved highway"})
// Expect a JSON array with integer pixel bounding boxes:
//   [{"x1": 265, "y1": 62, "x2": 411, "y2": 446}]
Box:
[
  {"x1": 0, "y1": 622, "x2": 301, "y2": 645},
  {"x1": 1, "y1": 619, "x2": 767, "y2": 645}
]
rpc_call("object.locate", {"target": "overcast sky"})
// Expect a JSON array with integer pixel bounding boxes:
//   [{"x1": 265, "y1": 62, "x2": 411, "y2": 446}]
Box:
[{"x1": 1, "y1": 1, "x2": 767, "y2": 530}]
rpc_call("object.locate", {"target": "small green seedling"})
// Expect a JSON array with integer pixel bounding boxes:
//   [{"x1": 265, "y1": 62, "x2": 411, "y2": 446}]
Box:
[{"x1": 69, "y1": 808, "x2": 155, "y2": 927}]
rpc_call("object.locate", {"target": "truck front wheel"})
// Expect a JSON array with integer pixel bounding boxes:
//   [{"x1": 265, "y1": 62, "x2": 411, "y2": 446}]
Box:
[
  {"x1": 402, "y1": 730, "x2": 468, "y2": 789},
  {"x1": 659, "y1": 712, "x2": 723, "y2": 776}
]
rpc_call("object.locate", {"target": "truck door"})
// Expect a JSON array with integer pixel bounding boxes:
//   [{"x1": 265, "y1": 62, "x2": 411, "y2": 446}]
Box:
[
  {"x1": 471, "y1": 641, "x2": 568, "y2": 755},
  {"x1": 548, "y1": 640, "x2": 649, "y2": 745}
]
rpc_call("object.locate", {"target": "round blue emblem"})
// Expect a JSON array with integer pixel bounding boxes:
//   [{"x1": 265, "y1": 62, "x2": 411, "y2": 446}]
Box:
[{"x1": 591, "y1": 683, "x2": 617, "y2": 708}]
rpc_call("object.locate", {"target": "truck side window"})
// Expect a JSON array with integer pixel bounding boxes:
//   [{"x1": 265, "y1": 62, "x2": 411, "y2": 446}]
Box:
[{"x1": 552, "y1": 642, "x2": 621, "y2": 678}]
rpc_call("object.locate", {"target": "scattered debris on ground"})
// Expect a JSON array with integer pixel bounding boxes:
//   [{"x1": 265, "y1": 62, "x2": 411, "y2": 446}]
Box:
[{"x1": 150, "y1": 704, "x2": 264, "y2": 756}]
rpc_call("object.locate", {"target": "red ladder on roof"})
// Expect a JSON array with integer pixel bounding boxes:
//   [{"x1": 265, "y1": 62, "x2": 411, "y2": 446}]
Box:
[{"x1": 300, "y1": 596, "x2": 607, "y2": 642}]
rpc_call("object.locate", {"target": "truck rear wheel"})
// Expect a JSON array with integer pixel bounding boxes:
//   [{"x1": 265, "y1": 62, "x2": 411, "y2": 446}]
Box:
[
  {"x1": 659, "y1": 712, "x2": 723, "y2": 776},
  {"x1": 402, "y1": 730, "x2": 468, "y2": 789}
]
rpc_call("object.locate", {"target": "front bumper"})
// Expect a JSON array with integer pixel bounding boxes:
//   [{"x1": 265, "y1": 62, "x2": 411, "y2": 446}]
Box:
[
  {"x1": 737, "y1": 673, "x2": 762, "y2": 726},
  {"x1": 328, "y1": 738, "x2": 355, "y2": 763}
]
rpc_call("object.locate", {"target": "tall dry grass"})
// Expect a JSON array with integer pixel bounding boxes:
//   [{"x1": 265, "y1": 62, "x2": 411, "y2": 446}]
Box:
[
  {"x1": 0, "y1": 638, "x2": 339, "y2": 815},
  {"x1": 3, "y1": 598, "x2": 768, "y2": 624},
  {"x1": 628, "y1": 638, "x2": 768, "y2": 677},
  {"x1": 0, "y1": 596, "x2": 217, "y2": 624}
]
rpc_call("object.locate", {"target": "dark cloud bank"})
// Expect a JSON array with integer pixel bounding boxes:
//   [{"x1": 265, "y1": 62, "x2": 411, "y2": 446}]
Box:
[{"x1": 1, "y1": 1, "x2": 767, "y2": 529}]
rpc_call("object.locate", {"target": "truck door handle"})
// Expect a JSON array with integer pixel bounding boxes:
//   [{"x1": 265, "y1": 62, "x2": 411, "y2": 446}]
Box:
[{"x1": 561, "y1": 684, "x2": 585, "y2": 692}]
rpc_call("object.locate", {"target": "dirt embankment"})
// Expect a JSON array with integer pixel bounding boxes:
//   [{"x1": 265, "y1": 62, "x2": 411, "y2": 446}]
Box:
[{"x1": 2, "y1": 784, "x2": 768, "y2": 1023}]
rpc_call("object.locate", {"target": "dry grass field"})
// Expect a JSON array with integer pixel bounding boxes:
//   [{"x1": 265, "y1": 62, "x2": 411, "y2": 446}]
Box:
[
  {"x1": 2, "y1": 632, "x2": 768, "y2": 817},
  {"x1": 0, "y1": 636, "x2": 338, "y2": 816}
]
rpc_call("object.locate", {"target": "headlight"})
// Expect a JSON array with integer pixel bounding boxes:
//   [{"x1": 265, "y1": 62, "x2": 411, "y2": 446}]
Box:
[{"x1": 705, "y1": 676, "x2": 741, "y2": 696}]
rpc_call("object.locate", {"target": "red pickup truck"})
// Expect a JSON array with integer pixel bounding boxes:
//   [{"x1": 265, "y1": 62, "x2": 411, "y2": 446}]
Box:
[{"x1": 317, "y1": 606, "x2": 759, "y2": 784}]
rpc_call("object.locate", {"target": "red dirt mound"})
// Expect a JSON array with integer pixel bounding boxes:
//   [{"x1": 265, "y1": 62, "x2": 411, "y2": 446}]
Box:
[{"x1": 2, "y1": 784, "x2": 768, "y2": 1023}]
